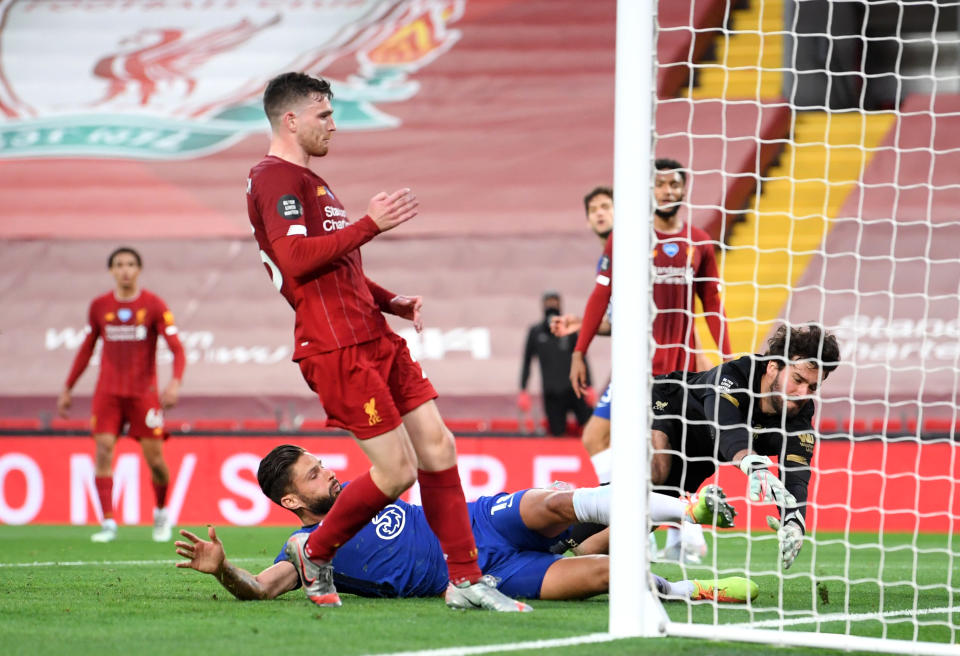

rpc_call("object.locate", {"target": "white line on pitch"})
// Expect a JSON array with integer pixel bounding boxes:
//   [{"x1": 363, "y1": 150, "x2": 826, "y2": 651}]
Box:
[
  {"x1": 733, "y1": 605, "x2": 960, "y2": 629},
  {"x1": 0, "y1": 557, "x2": 265, "y2": 568},
  {"x1": 368, "y1": 633, "x2": 618, "y2": 656}
]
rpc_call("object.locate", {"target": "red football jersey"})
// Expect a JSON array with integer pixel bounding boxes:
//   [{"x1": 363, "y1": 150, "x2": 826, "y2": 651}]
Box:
[
  {"x1": 65, "y1": 289, "x2": 185, "y2": 396},
  {"x1": 651, "y1": 224, "x2": 729, "y2": 373},
  {"x1": 574, "y1": 225, "x2": 731, "y2": 374},
  {"x1": 246, "y1": 156, "x2": 391, "y2": 360}
]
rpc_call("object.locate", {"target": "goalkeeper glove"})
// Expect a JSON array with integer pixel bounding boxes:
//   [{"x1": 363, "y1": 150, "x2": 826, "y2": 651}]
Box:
[
  {"x1": 766, "y1": 515, "x2": 804, "y2": 570},
  {"x1": 739, "y1": 454, "x2": 798, "y2": 509}
]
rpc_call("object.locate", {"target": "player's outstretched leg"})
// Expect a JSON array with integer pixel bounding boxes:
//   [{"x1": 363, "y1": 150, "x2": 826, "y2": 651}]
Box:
[
  {"x1": 685, "y1": 485, "x2": 737, "y2": 528},
  {"x1": 91, "y1": 518, "x2": 118, "y2": 543},
  {"x1": 444, "y1": 574, "x2": 533, "y2": 612},
  {"x1": 285, "y1": 533, "x2": 341, "y2": 607},
  {"x1": 690, "y1": 576, "x2": 759, "y2": 603}
]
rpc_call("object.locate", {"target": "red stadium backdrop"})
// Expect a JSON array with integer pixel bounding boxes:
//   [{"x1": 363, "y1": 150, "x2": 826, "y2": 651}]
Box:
[{"x1": 0, "y1": 436, "x2": 956, "y2": 533}]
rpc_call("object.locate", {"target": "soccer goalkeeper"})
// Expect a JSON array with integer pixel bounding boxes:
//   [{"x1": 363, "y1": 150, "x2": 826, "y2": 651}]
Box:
[{"x1": 649, "y1": 323, "x2": 840, "y2": 570}]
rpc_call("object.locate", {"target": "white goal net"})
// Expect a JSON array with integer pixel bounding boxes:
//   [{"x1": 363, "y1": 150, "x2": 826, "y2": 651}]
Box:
[{"x1": 618, "y1": 1, "x2": 960, "y2": 653}]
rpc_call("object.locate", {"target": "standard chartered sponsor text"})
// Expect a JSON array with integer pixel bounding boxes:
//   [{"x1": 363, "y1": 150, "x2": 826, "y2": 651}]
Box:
[{"x1": 837, "y1": 315, "x2": 960, "y2": 362}]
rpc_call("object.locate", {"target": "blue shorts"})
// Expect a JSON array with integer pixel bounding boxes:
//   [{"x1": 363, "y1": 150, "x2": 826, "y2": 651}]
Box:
[
  {"x1": 470, "y1": 490, "x2": 571, "y2": 599},
  {"x1": 592, "y1": 383, "x2": 612, "y2": 420}
]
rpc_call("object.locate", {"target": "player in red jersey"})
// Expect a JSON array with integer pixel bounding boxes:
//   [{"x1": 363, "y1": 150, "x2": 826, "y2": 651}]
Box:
[
  {"x1": 245, "y1": 72, "x2": 529, "y2": 612},
  {"x1": 57, "y1": 247, "x2": 186, "y2": 543},
  {"x1": 566, "y1": 161, "x2": 733, "y2": 562}
]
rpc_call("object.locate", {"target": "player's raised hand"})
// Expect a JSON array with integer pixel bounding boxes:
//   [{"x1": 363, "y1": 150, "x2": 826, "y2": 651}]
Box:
[
  {"x1": 550, "y1": 314, "x2": 581, "y2": 337},
  {"x1": 367, "y1": 188, "x2": 418, "y2": 232},
  {"x1": 569, "y1": 351, "x2": 589, "y2": 398},
  {"x1": 56, "y1": 389, "x2": 72, "y2": 417},
  {"x1": 175, "y1": 526, "x2": 226, "y2": 574},
  {"x1": 388, "y1": 294, "x2": 423, "y2": 332}
]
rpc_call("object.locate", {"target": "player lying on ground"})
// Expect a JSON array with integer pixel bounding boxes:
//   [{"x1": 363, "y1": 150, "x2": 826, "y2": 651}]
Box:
[{"x1": 175, "y1": 445, "x2": 758, "y2": 605}]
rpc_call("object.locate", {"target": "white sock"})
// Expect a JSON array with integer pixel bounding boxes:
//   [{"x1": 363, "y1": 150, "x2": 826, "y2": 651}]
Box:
[
  {"x1": 666, "y1": 523, "x2": 707, "y2": 552},
  {"x1": 102, "y1": 518, "x2": 117, "y2": 530},
  {"x1": 590, "y1": 449, "x2": 612, "y2": 484},
  {"x1": 682, "y1": 521, "x2": 706, "y2": 548},
  {"x1": 571, "y1": 486, "x2": 611, "y2": 524},
  {"x1": 671, "y1": 580, "x2": 696, "y2": 598},
  {"x1": 649, "y1": 493, "x2": 688, "y2": 524},
  {"x1": 666, "y1": 526, "x2": 682, "y2": 549}
]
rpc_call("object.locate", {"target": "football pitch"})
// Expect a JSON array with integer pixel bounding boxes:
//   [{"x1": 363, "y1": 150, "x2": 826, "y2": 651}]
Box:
[{"x1": 1, "y1": 526, "x2": 956, "y2": 656}]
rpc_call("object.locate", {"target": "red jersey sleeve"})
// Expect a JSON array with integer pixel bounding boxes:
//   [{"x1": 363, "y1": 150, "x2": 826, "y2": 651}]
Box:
[
  {"x1": 64, "y1": 301, "x2": 101, "y2": 390},
  {"x1": 271, "y1": 218, "x2": 380, "y2": 282},
  {"x1": 365, "y1": 277, "x2": 398, "y2": 313},
  {"x1": 254, "y1": 163, "x2": 312, "y2": 244},
  {"x1": 154, "y1": 297, "x2": 186, "y2": 381},
  {"x1": 574, "y1": 234, "x2": 613, "y2": 354},
  {"x1": 254, "y1": 162, "x2": 380, "y2": 282},
  {"x1": 695, "y1": 239, "x2": 732, "y2": 357}
]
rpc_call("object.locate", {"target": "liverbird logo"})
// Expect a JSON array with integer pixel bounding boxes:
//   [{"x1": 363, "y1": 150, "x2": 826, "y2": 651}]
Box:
[
  {"x1": 93, "y1": 16, "x2": 280, "y2": 107},
  {"x1": 0, "y1": 0, "x2": 465, "y2": 160},
  {"x1": 364, "y1": 397, "x2": 382, "y2": 426}
]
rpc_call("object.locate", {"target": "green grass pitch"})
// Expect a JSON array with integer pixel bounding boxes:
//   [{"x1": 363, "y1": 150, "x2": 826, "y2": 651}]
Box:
[{"x1": 1, "y1": 526, "x2": 956, "y2": 655}]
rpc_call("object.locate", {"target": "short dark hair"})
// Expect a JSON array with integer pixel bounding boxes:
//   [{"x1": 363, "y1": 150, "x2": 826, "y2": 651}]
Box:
[
  {"x1": 655, "y1": 158, "x2": 687, "y2": 186},
  {"x1": 583, "y1": 186, "x2": 613, "y2": 215},
  {"x1": 107, "y1": 246, "x2": 142, "y2": 269},
  {"x1": 764, "y1": 323, "x2": 841, "y2": 377},
  {"x1": 257, "y1": 444, "x2": 306, "y2": 506},
  {"x1": 263, "y1": 72, "x2": 334, "y2": 126}
]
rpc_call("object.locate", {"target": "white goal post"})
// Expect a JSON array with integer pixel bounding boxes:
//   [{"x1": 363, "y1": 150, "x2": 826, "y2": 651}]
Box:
[{"x1": 611, "y1": 1, "x2": 960, "y2": 654}]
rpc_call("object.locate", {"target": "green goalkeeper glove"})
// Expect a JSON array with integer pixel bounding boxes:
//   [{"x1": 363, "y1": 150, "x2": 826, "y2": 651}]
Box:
[
  {"x1": 739, "y1": 454, "x2": 798, "y2": 509},
  {"x1": 766, "y1": 516, "x2": 804, "y2": 570}
]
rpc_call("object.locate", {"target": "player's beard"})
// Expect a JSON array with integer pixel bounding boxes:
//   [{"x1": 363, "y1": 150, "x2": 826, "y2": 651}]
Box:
[
  {"x1": 654, "y1": 204, "x2": 681, "y2": 220},
  {"x1": 304, "y1": 480, "x2": 341, "y2": 515},
  {"x1": 768, "y1": 375, "x2": 804, "y2": 417}
]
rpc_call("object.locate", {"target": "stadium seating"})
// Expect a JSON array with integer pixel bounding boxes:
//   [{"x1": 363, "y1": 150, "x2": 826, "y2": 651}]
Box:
[{"x1": 657, "y1": 0, "x2": 726, "y2": 97}]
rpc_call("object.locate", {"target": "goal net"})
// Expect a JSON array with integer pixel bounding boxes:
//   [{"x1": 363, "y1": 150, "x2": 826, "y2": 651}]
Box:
[{"x1": 626, "y1": 1, "x2": 960, "y2": 653}]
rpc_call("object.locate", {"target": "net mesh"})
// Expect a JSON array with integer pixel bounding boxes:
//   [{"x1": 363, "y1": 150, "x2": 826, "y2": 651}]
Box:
[{"x1": 650, "y1": 1, "x2": 960, "y2": 651}]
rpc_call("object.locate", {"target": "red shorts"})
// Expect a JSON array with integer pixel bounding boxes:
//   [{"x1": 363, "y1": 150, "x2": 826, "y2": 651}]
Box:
[
  {"x1": 91, "y1": 392, "x2": 166, "y2": 440},
  {"x1": 299, "y1": 333, "x2": 438, "y2": 439}
]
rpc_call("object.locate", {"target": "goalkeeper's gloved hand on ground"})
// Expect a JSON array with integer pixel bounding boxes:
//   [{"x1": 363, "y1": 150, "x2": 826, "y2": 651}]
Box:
[
  {"x1": 766, "y1": 514, "x2": 804, "y2": 570},
  {"x1": 739, "y1": 454, "x2": 798, "y2": 508}
]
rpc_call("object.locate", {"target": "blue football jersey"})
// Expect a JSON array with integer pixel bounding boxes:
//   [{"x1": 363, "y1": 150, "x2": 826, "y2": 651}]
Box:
[{"x1": 275, "y1": 496, "x2": 448, "y2": 598}]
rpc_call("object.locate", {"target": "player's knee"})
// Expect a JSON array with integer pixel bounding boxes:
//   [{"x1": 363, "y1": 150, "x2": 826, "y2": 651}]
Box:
[
  {"x1": 543, "y1": 491, "x2": 575, "y2": 523},
  {"x1": 378, "y1": 465, "x2": 417, "y2": 499},
  {"x1": 94, "y1": 442, "x2": 113, "y2": 468},
  {"x1": 148, "y1": 461, "x2": 168, "y2": 481},
  {"x1": 415, "y1": 426, "x2": 458, "y2": 470},
  {"x1": 581, "y1": 419, "x2": 610, "y2": 455}
]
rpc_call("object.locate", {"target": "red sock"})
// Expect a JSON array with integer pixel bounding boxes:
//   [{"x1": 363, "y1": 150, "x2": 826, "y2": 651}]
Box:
[
  {"x1": 304, "y1": 470, "x2": 391, "y2": 562},
  {"x1": 418, "y1": 466, "x2": 482, "y2": 585},
  {"x1": 153, "y1": 482, "x2": 168, "y2": 509},
  {"x1": 95, "y1": 476, "x2": 113, "y2": 520}
]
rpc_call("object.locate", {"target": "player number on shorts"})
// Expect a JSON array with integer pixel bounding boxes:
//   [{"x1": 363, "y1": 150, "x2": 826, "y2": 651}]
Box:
[
  {"x1": 260, "y1": 249, "x2": 283, "y2": 292},
  {"x1": 145, "y1": 408, "x2": 164, "y2": 429}
]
